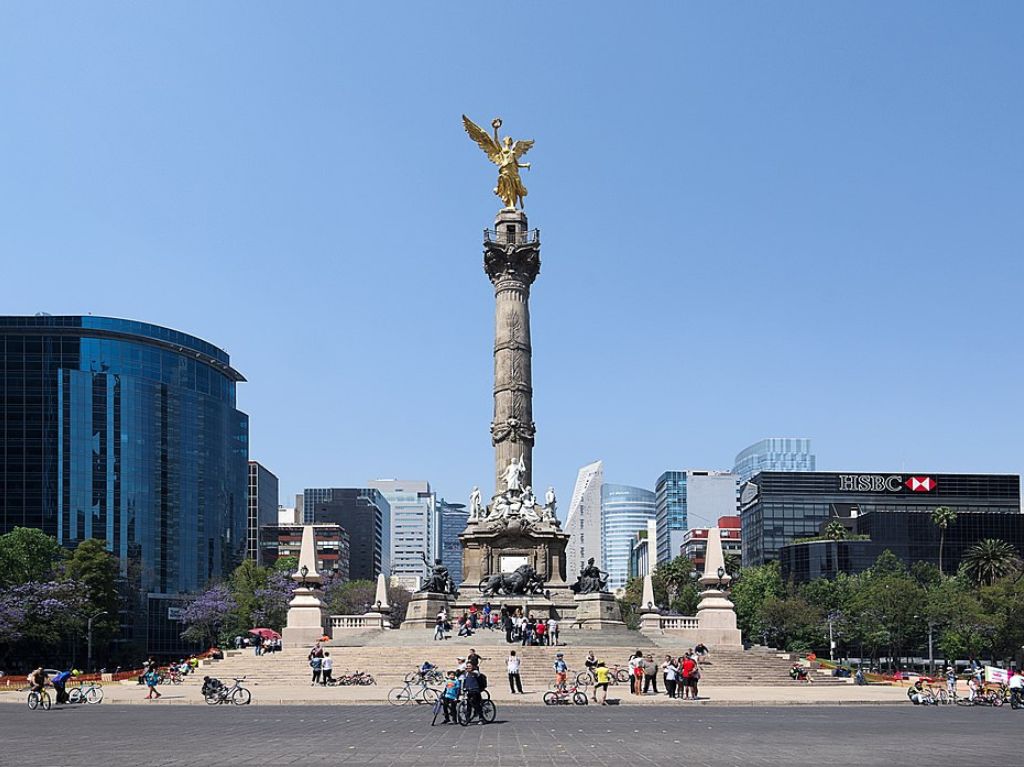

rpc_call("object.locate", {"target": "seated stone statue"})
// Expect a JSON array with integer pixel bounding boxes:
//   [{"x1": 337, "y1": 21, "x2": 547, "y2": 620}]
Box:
[
  {"x1": 418, "y1": 558, "x2": 458, "y2": 595},
  {"x1": 570, "y1": 557, "x2": 608, "y2": 594}
]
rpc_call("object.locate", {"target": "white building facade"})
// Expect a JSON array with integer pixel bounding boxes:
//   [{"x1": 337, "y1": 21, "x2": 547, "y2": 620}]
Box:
[
  {"x1": 368, "y1": 479, "x2": 436, "y2": 590},
  {"x1": 565, "y1": 460, "x2": 604, "y2": 584}
]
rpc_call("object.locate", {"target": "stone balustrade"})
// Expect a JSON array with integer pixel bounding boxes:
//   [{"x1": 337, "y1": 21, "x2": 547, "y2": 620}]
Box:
[{"x1": 329, "y1": 614, "x2": 387, "y2": 632}]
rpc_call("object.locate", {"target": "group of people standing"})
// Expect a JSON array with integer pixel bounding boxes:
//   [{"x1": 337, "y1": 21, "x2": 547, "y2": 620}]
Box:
[
  {"x1": 433, "y1": 604, "x2": 560, "y2": 646},
  {"x1": 307, "y1": 643, "x2": 334, "y2": 685}
]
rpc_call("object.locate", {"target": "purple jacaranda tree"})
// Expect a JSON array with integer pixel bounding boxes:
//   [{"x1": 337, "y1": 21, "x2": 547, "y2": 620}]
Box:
[
  {"x1": 0, "y1": 580, "x2": 90, "y2": 667},
  {"x1": 250, "y1": 570, "x2": 294, "y2": 630},
  {"x1": 181, "y1": 584, "x2": 236, "y2": 647}
]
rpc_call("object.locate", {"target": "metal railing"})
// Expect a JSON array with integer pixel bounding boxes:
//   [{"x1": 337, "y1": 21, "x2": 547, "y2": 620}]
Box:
[{"x1": 484, "y1": 228, "x2": 540, "y2": 245}]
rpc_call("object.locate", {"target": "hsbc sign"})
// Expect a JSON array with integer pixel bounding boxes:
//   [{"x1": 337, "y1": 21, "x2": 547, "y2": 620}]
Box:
[{"x1": 838, "y1": 475, "x2": 938, "y2": 493}]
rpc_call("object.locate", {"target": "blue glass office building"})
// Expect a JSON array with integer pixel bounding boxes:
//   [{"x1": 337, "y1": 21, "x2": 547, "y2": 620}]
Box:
[
  {"x1": 734, "y1": 438, "x2": 815, "y2": 484},
  {"x1": 601, "y1": 483, "x2": 656, "y2": 591},
  {"x1": 0, "y1": 316, "x2": 249, "y2": 653},
  {"x1": 655, "y1": 471, "x2": 687, "y2": 563}
]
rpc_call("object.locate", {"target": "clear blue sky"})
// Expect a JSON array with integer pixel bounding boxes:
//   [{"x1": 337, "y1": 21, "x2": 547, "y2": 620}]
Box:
[{"x1": 2, "y1": 2, "x2": 1021, "y2": 518}]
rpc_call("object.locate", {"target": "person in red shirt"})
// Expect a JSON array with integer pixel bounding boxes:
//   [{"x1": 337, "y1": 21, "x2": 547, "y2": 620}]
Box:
[
  {"x1": 681, "y1": 653, "x2": 697, "y2": 700},
  {"x1": 535, "y1": 620, "x2": 546, "y2": 646}
]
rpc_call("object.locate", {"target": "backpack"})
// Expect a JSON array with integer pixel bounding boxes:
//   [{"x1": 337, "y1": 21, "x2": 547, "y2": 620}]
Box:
[{"x1": 477, "y1": 672, "x2": 488, "y2": 691}]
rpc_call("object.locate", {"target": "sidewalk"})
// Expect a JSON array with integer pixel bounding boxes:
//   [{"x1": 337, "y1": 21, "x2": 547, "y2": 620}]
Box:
[{"x1": 0, "y1": 681, "x2": 907, "y2": 706}]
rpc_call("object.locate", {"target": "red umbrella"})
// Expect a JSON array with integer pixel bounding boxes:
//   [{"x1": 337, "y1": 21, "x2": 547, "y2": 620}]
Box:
[{"x1": 249, "y1": 628, "x2": 281, "y2": 640}]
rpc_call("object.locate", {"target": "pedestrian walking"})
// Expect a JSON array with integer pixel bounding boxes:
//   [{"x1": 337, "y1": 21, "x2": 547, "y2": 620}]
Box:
[
  {"x1": 434, "y1": 610, "x2": 447, "y2": 641},
  {"x1": 144, "y1": 667, "x2": 161, "y2": 699},
  {"x1": 507, "y1": 650, "x2": 524, "y2": 693}
]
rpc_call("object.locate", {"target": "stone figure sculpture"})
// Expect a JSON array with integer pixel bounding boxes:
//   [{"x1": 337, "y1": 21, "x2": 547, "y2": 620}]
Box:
[
  {"x1": 502, "y1": 454, "x2": 526, "y2": 494},
  {"x1": 545, "y1": 486, "x2": 556, "y2": 511},
  {"x1": 478, "y1": 564, "x2": 545, "y2": 597},
  {"x1": 462, "y1": 115, "x2": 534, "y2": 210},
  {"x1": 469, "y1": 486, "x2": 482, "y2": 521},
  {"x1": 418, "y1": 557, "x2": 458, "y2": 596},
  {"x1": 570, "y1": 557, "x2": 608, "y2": 595}
]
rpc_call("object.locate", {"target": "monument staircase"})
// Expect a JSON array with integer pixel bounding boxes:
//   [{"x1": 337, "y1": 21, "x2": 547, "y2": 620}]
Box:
[{"x1": 192, "y1": 631, "x2": 846, "y2": 690}]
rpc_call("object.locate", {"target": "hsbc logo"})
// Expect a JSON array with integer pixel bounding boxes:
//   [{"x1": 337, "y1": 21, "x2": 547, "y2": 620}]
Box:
[
  {"x1": 837, "y1": 474, "x2": 938, "y2": 493},
  {"x1": 839, "y1": 475, "x2": 903, "y2": 492}
]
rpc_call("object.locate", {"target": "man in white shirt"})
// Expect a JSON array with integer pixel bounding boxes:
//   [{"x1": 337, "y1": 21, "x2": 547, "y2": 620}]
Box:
[
  {"x1": 1008, "y1": 669, "x2": 1023, "y2": 708},
  {"x1": 507, "y1": 650, "x2": 523, "y2": 693},
  {"x1": 321, "y1": 652, "x2": 333, "y2": 685},
  {"x1": 547, "y1": 618, "x2": 559, "y2": 646}
]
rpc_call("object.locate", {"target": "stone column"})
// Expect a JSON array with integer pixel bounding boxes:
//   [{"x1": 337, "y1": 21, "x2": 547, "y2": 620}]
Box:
[{"x1": 484, "y1": 209, "x2": 540, "y2": 495}]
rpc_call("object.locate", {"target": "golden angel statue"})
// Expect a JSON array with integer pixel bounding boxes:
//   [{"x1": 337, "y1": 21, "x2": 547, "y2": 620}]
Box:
[{"x1": 462, "y1": 115, "x2": 534, "y2": 209}]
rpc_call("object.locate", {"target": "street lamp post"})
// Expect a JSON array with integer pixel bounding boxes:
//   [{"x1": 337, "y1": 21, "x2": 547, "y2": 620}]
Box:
[
  {"x1": 87, "y1": 610, "x2": 108, "y2": 673},
  {"x1": 927, "y1": 621, "x2": 936, "y2": 675}
]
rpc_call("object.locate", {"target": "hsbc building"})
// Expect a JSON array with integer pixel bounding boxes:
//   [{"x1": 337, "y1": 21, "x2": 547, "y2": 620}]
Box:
[{"x1": 739, "y1": 471, "x2": 1021, "y2": 566}]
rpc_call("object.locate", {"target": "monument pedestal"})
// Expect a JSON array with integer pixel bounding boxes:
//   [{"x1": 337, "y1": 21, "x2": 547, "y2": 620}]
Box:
[
  {"x1": 572, "y1": 592, "x2": 624, "y2": 628},
  {"x1": 401, "y1": 592, "x2": 453, "y2": 630},
  {"x1": 695, "y1": 587, "x2": 743, "y2": 647},
  {"x1": 283, "y1": 586, "x2": 327, "y2": 648}
]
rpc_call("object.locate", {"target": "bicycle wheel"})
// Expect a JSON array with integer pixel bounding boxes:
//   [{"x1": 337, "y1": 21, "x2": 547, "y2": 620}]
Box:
[
  {"x1": 360, "y1": 675, "x2": 375, "y2": 686},
  {"x1": 68, "y1": 688, "x2": 83, "y2": 704},
  {"x1": 543, "y1": 691, "x2": 558, "y2": 706},
  {"x1": 388, "y1": 687, "x2": 411, "y2": 705},
  {"x1": 936, "y1": 689, "x2": 948, "y2": 705},
  {"x1": 576, "y1": 671, "x2": 594, "y2": 687},
  {"x1": 481, "y1": 699, "x2": 496, "y2": 723},
  {"x1": 991, "y1": 694, "x2": 1004, "y2": 708},
  {"x1": 955, "y1": 696, "x2": 972, "y2": 706},
  {"x1": 27, "y1": 692, "x2": 39, "y2": 710},
  {"x1": 40, "y1": 691, "x2": 51, "y2": 711},
  {"x1": 573, "y1": 692, "x2": 588, "y2": 705},
  {"x1": 614, "y1": 670, "x2": 630, "y2": 684},
  {"x1": 232, "y1": 687, "x2": 252, "y2": 705},
  {"x1": 457, "y1": 700, "x2": 471, "y2": 726},
  {"x1": 205, "y1": 692, "x2": 221, "y2": 705},
  {"x1": 421, "y1": 687, "x2": 439, "y2": 705}
]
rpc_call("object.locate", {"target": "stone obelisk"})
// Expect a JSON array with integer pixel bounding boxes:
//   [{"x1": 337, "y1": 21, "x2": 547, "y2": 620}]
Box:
[{"x1": 485, "y1": 209, "x2": 540, "y2": 495}]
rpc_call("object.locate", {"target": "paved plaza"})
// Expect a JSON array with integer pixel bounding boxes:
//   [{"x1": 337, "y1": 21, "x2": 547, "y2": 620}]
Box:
[{"x1": 1, "y1": 704, "x2": 1019, "y2": 766}]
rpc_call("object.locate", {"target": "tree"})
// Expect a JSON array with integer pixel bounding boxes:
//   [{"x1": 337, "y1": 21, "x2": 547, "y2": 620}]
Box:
[
  {"x1": 962, "y1": 539, "x2": 1021, "y2": 587},
  {"x1": 729, "y1": 563, "x2": 784, "y2": 643},
  {"x1": 62, "y1": 539, "x2": 120, "y2": 655},
  {"x1": 323, "y1": 579, "x2": 377, "y2": 616},
  {"x1": 0, "y1": 527, "x2": 63, "y2": 587},
  {"x1": 931, "y1": 507, "x2": 958, "y2": 575},
  {"x1": 274, "y1": 556, "x2": 299, "y2": 574},
  {"x1": 848, "y1": 552, "x2": 926, "y2": 670},
  {"x1": 824, "y1": 520, "x2": 848, "y2": 542},
  {"x1": 756, "y1": 595, "x2": 822, "y2": 653},
  {"x1": 0, "y1": 580, "x2": 90, "y2": 668},
  {"x1": 181, "y1": 585, "x2": 236, "y2": 647}
]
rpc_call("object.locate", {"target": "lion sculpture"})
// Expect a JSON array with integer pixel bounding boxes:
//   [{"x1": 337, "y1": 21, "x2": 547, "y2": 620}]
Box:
[{"x1": 477, "y1": 564, "x2": 546, "y2": 597}]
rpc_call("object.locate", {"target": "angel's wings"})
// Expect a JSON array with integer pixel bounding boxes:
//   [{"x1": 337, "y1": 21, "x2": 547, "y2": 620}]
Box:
[
  {"x1": 462, "y1": 115, "x2": 501, "y2": 164},
  {"x1": 512, "y1": 140, "x2": 534, "y2": 161}
]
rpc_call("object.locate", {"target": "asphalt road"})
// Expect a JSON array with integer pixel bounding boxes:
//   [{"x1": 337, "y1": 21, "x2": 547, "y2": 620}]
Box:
[{"x1": 0, "y1": 704, "x2": 1018, "y2": 766}]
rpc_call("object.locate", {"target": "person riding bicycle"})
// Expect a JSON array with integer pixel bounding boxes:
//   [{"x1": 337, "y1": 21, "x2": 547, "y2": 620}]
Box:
[
  {"x1": 27, "y1": 667, "x2": 48, "y2": 694},
  {"x1": 418, "y1": 661, "x2": 437, "y2": 681},
  {"x1": 51, "y1": 668, "x2": 73, "y2": 704}
]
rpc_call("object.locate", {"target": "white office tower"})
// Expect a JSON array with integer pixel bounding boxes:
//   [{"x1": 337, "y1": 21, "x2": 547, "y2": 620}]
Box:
[
  {"x1": 368, "y1": 479, "x2": 436, "y2": 590},
  {"x1": 565, "y1": 460, "x2": 604, "y2": 583}
]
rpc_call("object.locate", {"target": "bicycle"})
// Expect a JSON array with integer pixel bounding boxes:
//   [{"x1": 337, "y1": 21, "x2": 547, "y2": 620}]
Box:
[
  {"x1": 955, "y1": 688, "x2": 1003, "y2": 707},
  {"x1": 576, "y1": 665, "x2": 629, "y2": 687},
  {"x1": 457, "y1": 689, "x2": 496, "y2": 725},
  {"x1": 332, "y1": 670, "x2": 375, "y2": 686},
  {"x1": 204, "y1": 677, "x2": 252, "y2": 705},
  {"x1": 405, "y1": 668, "x2": 444, "y2": 685},
  {"x1": 387, "y1": 679, "x2": 440, "y2": 706},
  {"x1": 543, "y1": 684, "x2": 588, "y2": 706},
  {"x1": 27, "y1": 689, "x2": 51, "y2": 711},
  {"x1": 68, "y1": 681, "x2": 104, "y2": 704}
]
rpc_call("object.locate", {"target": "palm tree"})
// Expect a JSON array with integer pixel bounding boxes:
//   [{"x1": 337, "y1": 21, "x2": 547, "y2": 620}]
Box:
[
  {"x1": 931, "y1": 506, "x2": 957, "y2": 574},
  {"x1": 962, "y1": 539, "x2": 1021, "y2": 587},
  {"x1": 824, "y1": 519, "x2": 848, "y2": 541}
]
